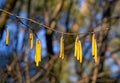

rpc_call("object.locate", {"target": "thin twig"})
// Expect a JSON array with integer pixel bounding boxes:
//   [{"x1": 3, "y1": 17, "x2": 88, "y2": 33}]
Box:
[{"x1": 0, "y1": 9, "x2": 115, "y2": 35}]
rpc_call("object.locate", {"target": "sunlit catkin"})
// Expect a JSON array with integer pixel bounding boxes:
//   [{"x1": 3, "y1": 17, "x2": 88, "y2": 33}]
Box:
[
  {"x1": 76, "y1": 40, "x2": 80, "y2": 60},
  {"x1": 34, "y1": 39, "x2": 41, "y2": 67},
  {"x1": 74, "y1": 36, "x2": 79, "y2": 60},
  {"x1": 94, "y1": 38, "x2": 97, "y2": 63},
  {"x1": 74, "y1": 36, "x2": 82, "y2": 63},
  {"x1": 79, "y1": 40, "x2": 82, "y2": 63},
  {"x1": 6, "y1": 28, "x2": 9, "y2": 45},
  {"x1": 92, "y1": 33, "x2": 97, "y2": 63},
  {"x1": 59, "y1": 36, "x2": 64, "y2": 59},
  {"x1": 92, "y1": 33, "x2": 95, "y2": 57},
  {"x1": 74, "y1": 36, "x2": 78, "y2": 57},
  {"x1": 29, "y1": 32, "x2": 33, "y2": 49}
]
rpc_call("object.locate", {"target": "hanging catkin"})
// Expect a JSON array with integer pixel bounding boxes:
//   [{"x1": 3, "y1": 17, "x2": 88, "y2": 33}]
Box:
[
  {"x1": 6, "y1": 28, "x2": 9, "y2": 45},
  {"x1": 34, "y1": 39, "x2": 41, "y2": 67},
  {"x1": 74, "y1": 36, "x2": 82, "y2": 63},
  {"x1": 92, "y1": 33, "x2": 97, "y2": 63},
  {"x1": 76, "y1": 39, "x2": 80, "y2": 60},
  {"x1": 74, "y1": 36, "x2": 78, "y2": 57},
  {"x1": 94, "y1": 38, "x2": 97, "y2": 63},
  {"x1": 59, "y1": 36, "x2": 64, "y2": 59},
  {"x1": 29, "y1": 32, "x2": 33, "y2": 49},
  {"x1": 74, "y1": 36, "x2": 78, "y2": 58},
  {"x1": 78, "y1": 40, "x2": 82, "y2": 63},
  {"x1": 92, "y1": 33, "x2": 95, "y2": 56}
]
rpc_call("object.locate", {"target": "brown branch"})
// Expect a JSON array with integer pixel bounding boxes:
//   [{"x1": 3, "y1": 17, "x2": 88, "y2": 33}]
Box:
[
  {"x1": 30, "y1": 55, "x2": 58, "y2": 82},
  {"x1": 0, "y1": 9, "x2": 118, "y2": 35},
  {"x1": 47, "y1": 0, "x2": 64, "y2": 34},
  {"x1": 6, "y1": 51, "x2": 22, "y2": 72},
  {"x1": 45, "y1": 0, "x2": 64, "y2": 55},
  {"x1": 65, "y1": 0, "x2": 73, "y2": 31},
  {"x1": 23, "y1": 0, "x2": 32, "y2": 82},
  {"x1": 44, "y1": 0, "x2": 49, "y2": 26},
  {"x1": 16, "y1": 63, "x2": 22, "y2": 83},
  {"x1": 24, "y1": 49, "x2": 30, "y2": 83},
  {"x1": 39, "y1": 60, "x2": 55, "y2": 82},
  {"x1": 91, "y1": 60, "x2": 99, "y2": 83},
  {"x1": 0, "y1": 0, "x2": 18, "y2": 30}
]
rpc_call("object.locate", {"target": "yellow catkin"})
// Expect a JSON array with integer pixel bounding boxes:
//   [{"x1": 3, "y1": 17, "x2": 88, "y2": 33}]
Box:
[
  {"x1": 92, "y1": 33, "x2": 97, "y2": 63},
  {"x1": 94, "y1": 38, "x2": 97, "y2": 63},
  {"x1": 74, "y1": 35, "x2": 82, "y2": 62},
  {"x1": 61, "y1": 36, "x2": 64, "y2": 59},
  {"x1": 6, "y1": 28, "x2": 9, "y2": 45},
  {"x1": 62, "y1": 38, "x2": 64, "y2": 59},
  {"x1": 79, "y1": 40, "x2": 82, "y2": 63},
  {"x1": 74, "y1": 36, "x2": 78, "y2": 57},
  {"x1": 76, "y1": 40, "x2": 80, "y2": 60},
  {"x1": 59, "y1": 37, "x2": 62, "y2": 58},
  {"x1": 34, "y1": 39, "x2": 41, "y2": 67},
  {"x1": 29, "y1": 32, "x2": 33, "y2": 49},
  {"x1": 92, "y1": 33, "x2": 95, "y2": 57},
  {"x1": 59, "y1": 36, "x2": 64, "y2": 59}
]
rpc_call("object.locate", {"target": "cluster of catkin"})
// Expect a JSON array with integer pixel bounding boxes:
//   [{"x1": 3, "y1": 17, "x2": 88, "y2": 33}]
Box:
[
  {"x1": 5, "y1": 28, "x2": 97, "y2": 67},
  {"x1": 59, "y1": 34, "x2": 98, "y2": 63},
  {"x1": 5, "y1": 28, "x2": 42, "y2": 67},
  {"x1": 74, "y1": 35, "x2": 82, "y2": 63},
  {"x1": 29, "y1": 33, "x2": 41, "y2": 67}
]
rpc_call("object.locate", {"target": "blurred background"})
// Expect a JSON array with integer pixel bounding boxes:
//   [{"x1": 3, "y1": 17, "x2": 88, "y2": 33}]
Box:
[{"x1": 0, "y1": 0, "x2": 120, "y2": 83}]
